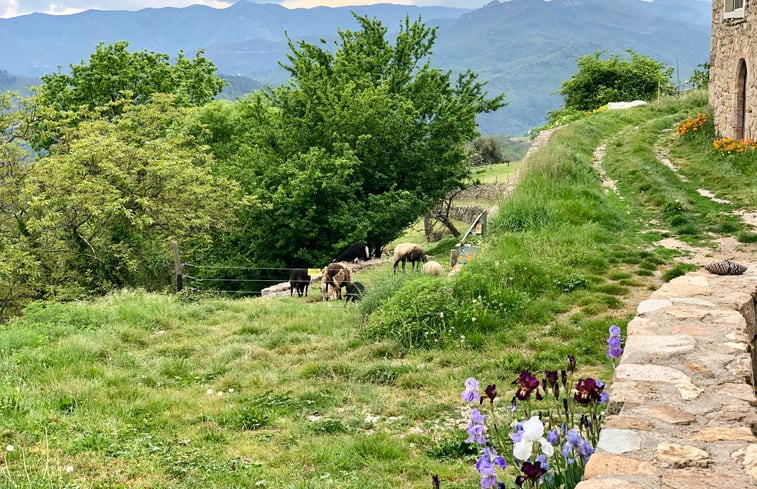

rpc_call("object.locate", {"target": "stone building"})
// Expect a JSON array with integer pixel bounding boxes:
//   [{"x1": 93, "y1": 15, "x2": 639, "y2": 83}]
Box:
[{"x1": 710, "y1": 0, "x2": 756, "y2": 139}]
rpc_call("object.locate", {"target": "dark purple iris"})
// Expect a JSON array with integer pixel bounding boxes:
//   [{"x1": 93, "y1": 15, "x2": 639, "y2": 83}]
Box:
[
  {"x1": 574, "y1": 377, "x2": 604, "y2": 405},
  {"x1": 513, "y1": 371, "x2": 541, "y2": 401},
  {"x1": 515, "y1": 461, "x2": 547, "y2": 487},
  {"x1": 567, "y1": 355, "x2": 576, "y2": 373},
  {"x1": 482, "y1": 384, "x2": 497, "y2": 404}
]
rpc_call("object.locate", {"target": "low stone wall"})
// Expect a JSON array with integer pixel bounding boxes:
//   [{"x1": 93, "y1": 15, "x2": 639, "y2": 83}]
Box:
[{"x1": 576, "y1": 267, "x2": 757, "y2": 489}]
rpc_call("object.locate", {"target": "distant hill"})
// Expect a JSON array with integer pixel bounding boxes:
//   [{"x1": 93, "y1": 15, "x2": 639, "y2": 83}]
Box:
[{"x1": 0, "y1": 0, "x2": 711, "y2": 134}]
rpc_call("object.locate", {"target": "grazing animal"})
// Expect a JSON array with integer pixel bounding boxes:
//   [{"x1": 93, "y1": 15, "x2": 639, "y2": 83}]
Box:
[
  {"x1": 289, "y1": 268, "x2": 310, "y2": 297},
  {"x1": 344, "y1": 281, "x2": 366, "y2": 303},
  {"x1": 333, "y1": 243, "x2": 371, "y2": 263},
  {"x1": 392, "y1": 243, "x2": 427, "y2": 273},
  {"x1": 321, "y1": 263, "x2": 353, "y2": 300},
  {"x1": 423, "y1": 260, "x2": 443, "y2": 276}
]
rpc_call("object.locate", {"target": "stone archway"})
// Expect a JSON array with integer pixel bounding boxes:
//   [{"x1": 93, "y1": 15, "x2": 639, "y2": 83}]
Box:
[{"x1": 735, "y1": 59, "x2": 748, "y2": 140}]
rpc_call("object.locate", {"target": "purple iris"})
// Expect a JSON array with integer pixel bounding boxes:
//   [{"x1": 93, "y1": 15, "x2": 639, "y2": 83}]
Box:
[
  {"x1": 483, "y1": 384, "x2": 497, "y2": 404},
  {"x1": 513, "y1": 371, "x2": 541, "y2": 401},
  {"x1": 476, "y1": 447, "x2": 507, "y2": 489},
  {"x1": 606, "y1": 325, "x2": 623, "y2": 359},
  {"x1": 466, "y1": 409, "x2": 487, "y2": 445},
  {"x1": 462, "y1": 377, "x2": 480, "y2": 403},
  {"x1": 565, "y1": 429, "x2": 581, "y2": 446},
  {"x1": 547, "y1": 429, "x2": 559, "y2": 445},
  {"x1": 577, "y1": 439, "x2": 595, "y2": 462}
]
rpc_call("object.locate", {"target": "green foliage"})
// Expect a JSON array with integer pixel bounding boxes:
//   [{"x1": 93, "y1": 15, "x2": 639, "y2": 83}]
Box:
[
  {"x1": 690, "y1": 62, "x2": 710, "y2": 90},
  {"x1": 662, "y1": 263, "x2": 697, "y2": 282},
  {"x1": 33, "y1": 41, "x2": 225, "y2": 150},
  {"x1": 363, "y1": 276, "x2": 458, "y2": 349},
  {"x1": 467, "y1": 136, "x2": 504, "y2": 166},
  {"x1": 194, "y1": 14, "x2": 504, "y2": 266},
  {"x1": 12, "y1": 96, "x2": 241, "y2": 301},
  {"x1": 548, "y1": 50, "x2": 674, "y2": 124}
]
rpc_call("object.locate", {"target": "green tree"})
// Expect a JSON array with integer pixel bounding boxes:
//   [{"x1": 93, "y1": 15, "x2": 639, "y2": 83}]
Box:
[
  {"x1": 0, "y1": 92, "x2": 41, "y2": 321},
  {"x1": 19, "y1": 95, "x2": 241, "y2": 296},
  {"x1": 690, "y1": 62, "x2": 710, "y2": 90},
  {"x1": 468, "y1": 135, "x2": 504, "y2": 166},
  {"x1": 197, "y1": 14, "x2": 503, "y2": 267},
  {"x1": 32, "y1": 41, "x2": 225, "y2": 149},
  {"x1": 550, "y1": 50, "x2": 674, "y2": 122}
]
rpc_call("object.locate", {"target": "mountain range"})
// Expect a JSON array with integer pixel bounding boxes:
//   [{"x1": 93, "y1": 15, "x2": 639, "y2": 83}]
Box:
[{"x1": 0, "y1": 0, "x2": 712, "y2": 135}]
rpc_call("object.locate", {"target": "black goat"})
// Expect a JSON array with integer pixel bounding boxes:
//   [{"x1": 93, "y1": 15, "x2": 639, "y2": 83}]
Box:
[
  {"x1": 344, "y1": 282, "x2": 366, "y2": 303},
  {"x1": 289, "y1": 268, "x2": 310, "y2": 297},
  {"x1": 333, "y1": 242, "x2": 371, "y2": 263}
]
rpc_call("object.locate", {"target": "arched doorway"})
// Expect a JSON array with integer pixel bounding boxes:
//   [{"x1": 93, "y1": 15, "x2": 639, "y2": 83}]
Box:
[{"x1": 735, "y1": 59, "x2": 747, "y2": 140}]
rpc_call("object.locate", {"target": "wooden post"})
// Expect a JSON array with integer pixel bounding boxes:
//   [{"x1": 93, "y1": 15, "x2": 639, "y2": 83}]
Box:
[{"x1": 173, "y1": 240, "x2": 183, "y2": 292}]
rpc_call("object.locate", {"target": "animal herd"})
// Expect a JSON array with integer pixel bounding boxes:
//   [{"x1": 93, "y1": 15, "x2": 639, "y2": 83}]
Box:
[{"x1": 288, "y1": 242, "x2": 444, "y2": 302}]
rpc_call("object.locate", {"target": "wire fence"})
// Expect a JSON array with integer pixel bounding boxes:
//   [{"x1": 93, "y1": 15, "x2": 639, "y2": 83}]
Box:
[{"x1": 182, "y1": 263, "x2": 313, "y2": 296}]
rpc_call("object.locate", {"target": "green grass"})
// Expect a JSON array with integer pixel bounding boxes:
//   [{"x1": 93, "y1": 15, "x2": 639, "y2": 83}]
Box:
[{"x1": 3, "y1": 91, "x2": 755, "y2": 488}]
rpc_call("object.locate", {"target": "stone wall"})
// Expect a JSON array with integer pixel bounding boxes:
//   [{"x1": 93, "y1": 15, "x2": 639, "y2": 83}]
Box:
[
  {"x1": 710, "y1": 1, "x2": 757, "y2": 139},
  {"x1": 576, "y1": 267, "x2": 757, "y2": 489}
]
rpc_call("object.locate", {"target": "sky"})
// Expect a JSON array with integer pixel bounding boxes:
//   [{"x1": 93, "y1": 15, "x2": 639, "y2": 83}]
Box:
[{"x1": 0, "y1": 0, "x2": 494, "y2": 18}]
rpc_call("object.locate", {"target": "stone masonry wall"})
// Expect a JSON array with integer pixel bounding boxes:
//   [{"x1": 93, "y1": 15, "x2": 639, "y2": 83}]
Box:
[
  {"x1": 710, "y1": 1, "x2": 757, "y2": 139},
  {"x1": 576, "y1": 267, "x2": 757, "y2": 489}
]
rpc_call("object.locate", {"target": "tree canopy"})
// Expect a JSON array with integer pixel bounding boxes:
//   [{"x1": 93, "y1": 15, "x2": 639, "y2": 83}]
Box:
[
  {"x1": 195, "y1": 14, "x2": 504, "y2": 267},
  {"x1": 554, "y1": 50, "x2": 674, "y2": 115},
  {"x1": 32, "y1": 41, "x2": 225, "y2": 150}
]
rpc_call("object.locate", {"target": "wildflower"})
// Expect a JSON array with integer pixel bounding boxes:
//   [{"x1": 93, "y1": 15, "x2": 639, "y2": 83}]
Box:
[
  {"x1": 510, "y1": 396, "x2": 517, "y2": 413},
  {"x1": 513, "y1": 416, "x2": 554, "y2": 461},
  {"x1": 466, "y1": 409, "x2": 487, "y2": 445},
  {"x1": 567, "y1": 355, "x2": 576, "y2": 373},
  {"x1": 228, "y1": 388, "x2": 235, "y2": 393},
  {"x1": 5, "y1": 444, "x2": 13, "y2": 452},
  {"x1": 206, "y1": 389, "x2": 214, "y2": 395},
  {"x1": 476, "y1": 447, "x2": 507, "y2": 489},
  {"x1": 462, "y1": 377, "x2": 480, "y2": 403},
  {"x1": 66, "y1": 466, "x2": 74, "y2": 473}
]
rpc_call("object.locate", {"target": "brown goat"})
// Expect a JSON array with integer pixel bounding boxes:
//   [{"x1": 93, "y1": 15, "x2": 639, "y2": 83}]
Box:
[{"x1": 320, "y1": 263, "x2": 353, "y2": 301}]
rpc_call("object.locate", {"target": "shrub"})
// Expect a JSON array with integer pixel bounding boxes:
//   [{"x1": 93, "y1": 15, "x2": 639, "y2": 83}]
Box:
[{"x1": 362, "y1": 277, "x2": 458, "y2": 349}]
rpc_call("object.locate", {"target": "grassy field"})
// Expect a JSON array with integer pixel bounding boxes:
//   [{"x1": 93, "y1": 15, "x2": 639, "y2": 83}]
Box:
[{"x1": 2, "y1": 90, "x2": 755, "y2": 489}]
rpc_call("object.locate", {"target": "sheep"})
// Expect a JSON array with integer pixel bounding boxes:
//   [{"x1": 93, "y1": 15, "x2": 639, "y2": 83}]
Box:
[
  {"x1": 333, "y1": 242, "x2": 371, "y2": 263},
  {"x1": 344, "y1": 281, "x2": 366, "y2": 303},
  {"x1": 289, "y1": 268, "x2": 310, "y2": 297},
  {"x1": 392, "y1": 243, "x2": 427, "y2": 273},
  {"x1": 320, "y1": 263, "x2": 353, "y2": 301},
  {"x1": 423, "y1": 260, "x2": 443, "y2": 276}
]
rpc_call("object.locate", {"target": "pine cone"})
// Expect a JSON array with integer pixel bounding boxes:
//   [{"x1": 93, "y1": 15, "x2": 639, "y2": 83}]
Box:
[{"x1": 705, "y1": 259, "x2": 747, "y2": 275}]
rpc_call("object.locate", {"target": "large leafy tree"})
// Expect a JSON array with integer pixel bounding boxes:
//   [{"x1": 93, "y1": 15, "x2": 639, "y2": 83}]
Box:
[
  {"x1": 0, "y1": 92, "x2": 41, "y2": 321},
  {"x1": 554, "y1": 50, "x2": 674, "y2": 115},
  {"x1": 32, "y1": 41, "x2": 225, "y2": 150},
  {"x1": 196, "y1": 14, "x2": 503, "y2": 267},
  {"x1": 17, "y1": 96, "x2": 242, "y2": 297}
]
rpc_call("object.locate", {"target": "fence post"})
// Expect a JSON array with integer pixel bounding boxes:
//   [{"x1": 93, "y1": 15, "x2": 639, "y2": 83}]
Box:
[{"x1": 173, "y1": 240, "x2": 183, "y2": 292}]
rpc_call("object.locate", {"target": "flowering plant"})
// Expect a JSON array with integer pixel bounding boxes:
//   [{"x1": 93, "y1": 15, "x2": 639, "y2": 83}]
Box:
[
  {"x1": 458, "y1": 325, "x2": 623, "y2": 489},
  {"x1": 676, "y1": 113, "x2": 707, "y2": 136},
  {"x1": 712, "y1": 137, "x2": 757, "y2": 157}
]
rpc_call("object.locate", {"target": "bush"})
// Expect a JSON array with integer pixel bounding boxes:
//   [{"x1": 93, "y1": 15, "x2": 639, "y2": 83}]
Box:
[{"x1": 362, "y1": 277, "x2": 458, "y2": 349}]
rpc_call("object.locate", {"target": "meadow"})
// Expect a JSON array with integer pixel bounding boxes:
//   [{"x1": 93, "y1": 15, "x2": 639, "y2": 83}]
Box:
[{"x1": 2, "y1": 90, "x2": 755, "y2": 489}]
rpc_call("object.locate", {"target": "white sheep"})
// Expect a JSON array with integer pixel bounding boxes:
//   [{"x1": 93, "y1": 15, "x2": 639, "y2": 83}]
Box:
[{"x1": 423, "y1": 260, "x2": 443, "y2": 276}]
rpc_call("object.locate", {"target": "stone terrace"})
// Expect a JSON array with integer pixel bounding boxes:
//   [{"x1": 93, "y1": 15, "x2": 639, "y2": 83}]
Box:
[{"x1": 576, "y1": 266, "x2": 757, "y2": 489}]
